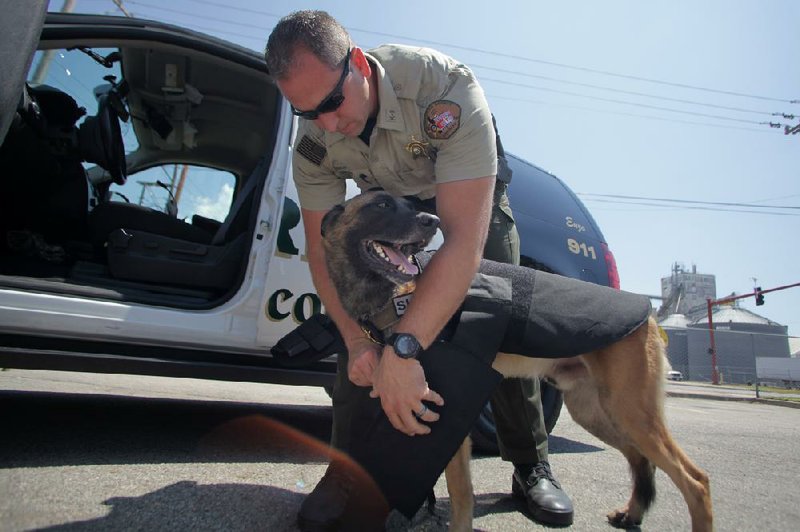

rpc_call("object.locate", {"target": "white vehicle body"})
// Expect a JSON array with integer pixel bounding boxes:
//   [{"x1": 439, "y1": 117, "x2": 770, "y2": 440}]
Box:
[{"x1": 1, "y1": 111, "x2": 305, "y2": 353}]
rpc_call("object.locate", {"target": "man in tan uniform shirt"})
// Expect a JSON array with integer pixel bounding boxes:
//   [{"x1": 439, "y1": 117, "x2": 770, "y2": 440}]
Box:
[{"x1": 266, "y1": 10, "x2": 574, "y2": 528}]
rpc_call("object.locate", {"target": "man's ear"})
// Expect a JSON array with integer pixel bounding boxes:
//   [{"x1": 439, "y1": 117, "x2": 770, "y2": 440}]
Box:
[
  {"x1": 350, "y1": 47, "x2": 372, "y2": 79},
  {"x1": 320, "y1": 204, "x2": 345, "y2": 237}
]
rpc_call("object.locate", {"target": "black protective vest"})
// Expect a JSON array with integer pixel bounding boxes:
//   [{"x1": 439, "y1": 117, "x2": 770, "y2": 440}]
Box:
[
  {"x1": 275, "y1": 253, "x2": 652, "y2": 524},
  {"x1": 416, "y1": 251, "x2": 653, "y2": 358}
]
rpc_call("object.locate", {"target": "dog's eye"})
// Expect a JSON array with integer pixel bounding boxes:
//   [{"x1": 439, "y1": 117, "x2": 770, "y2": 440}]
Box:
[{"x1": 376, "y1": 201, "x2": 390, "y2": 209}]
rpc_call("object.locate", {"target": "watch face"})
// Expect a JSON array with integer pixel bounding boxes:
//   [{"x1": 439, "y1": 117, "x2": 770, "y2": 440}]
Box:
[{"x1": 393, "y1": 333, "x2": 420, "y2": 358}]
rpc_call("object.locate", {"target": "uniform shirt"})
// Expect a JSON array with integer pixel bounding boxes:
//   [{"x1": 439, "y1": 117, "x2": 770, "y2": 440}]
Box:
[{"x1": 292, "y1": 44, "x2": 498, "y2": 212}]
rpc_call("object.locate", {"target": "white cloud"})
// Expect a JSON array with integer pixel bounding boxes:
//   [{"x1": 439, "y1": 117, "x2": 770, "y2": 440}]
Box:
[{"x1": 189, "y1": 182, "x2": 234, "y2": 222}]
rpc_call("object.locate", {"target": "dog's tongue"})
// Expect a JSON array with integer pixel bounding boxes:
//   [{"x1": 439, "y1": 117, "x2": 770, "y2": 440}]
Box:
[{"x1": 384, "y1": 246, "x2": 419, "y2": 275}]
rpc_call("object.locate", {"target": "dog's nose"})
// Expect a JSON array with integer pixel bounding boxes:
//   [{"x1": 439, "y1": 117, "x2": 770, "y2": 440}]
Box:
[{"x1": 417, "y1": 212, "x2": 440, "y2": 228}]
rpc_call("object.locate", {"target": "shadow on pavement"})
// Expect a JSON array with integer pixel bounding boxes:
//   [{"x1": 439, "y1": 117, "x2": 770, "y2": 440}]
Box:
[
  {"x1": 36, "y1": 480, "x2": 302, "y2": 531},
  {"x1": 0, "y1": 390, "x2": 333, "y2": 468},
  {"x1": 548, "y1": 433, "x2": 605, "y2": 454}
]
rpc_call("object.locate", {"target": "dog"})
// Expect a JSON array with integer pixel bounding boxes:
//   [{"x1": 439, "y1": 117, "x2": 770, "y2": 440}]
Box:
[{"x1": 320, "y1": 191, "x2": 713, "y2": 531}]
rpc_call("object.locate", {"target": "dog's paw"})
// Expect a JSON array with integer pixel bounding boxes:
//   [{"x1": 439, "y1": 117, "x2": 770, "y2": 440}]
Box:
[{"x1": 607, "y1": 509, "x2": 642, "y2": 530}]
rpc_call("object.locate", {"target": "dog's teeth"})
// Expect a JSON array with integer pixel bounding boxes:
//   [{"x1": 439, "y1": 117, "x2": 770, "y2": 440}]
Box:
[
  {"x1": 371, "y1": 241, "x2": 415, "y2": 274},
  {"x1": 373, "y1": 242, "x2": 396, "y2": 265}
]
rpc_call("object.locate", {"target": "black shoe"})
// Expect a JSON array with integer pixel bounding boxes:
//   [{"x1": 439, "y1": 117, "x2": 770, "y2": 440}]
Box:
[
  {"x1": 297, "y1": 462, "x2": 353, "y2": 531},
  {"x1": 512, "y1": 461, "x2": 574, "y2": 526}
]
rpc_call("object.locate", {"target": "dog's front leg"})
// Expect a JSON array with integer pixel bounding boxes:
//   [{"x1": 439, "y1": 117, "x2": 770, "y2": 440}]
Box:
[{"x1": 444, "y1": 437, "x2": 474, "y2": 532}]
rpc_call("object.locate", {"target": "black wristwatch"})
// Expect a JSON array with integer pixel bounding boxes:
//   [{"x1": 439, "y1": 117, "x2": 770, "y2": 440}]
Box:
[{"x1": 387, "y1": 333, "x2": 422, "y2": 359}]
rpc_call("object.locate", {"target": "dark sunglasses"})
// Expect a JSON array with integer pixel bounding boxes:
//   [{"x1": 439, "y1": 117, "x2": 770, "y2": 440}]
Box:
[{"x1": 291, "y1": 49, "x2": 352, "y2": 120}]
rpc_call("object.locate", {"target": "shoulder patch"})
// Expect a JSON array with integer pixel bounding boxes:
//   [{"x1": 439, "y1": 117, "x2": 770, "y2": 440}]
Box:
[
  {"x1": 297, "y1": 135, "x2": 327, "y2": 166},
  {"x1": 424, "y1": 100, "x2": 461, "y2": 140}
]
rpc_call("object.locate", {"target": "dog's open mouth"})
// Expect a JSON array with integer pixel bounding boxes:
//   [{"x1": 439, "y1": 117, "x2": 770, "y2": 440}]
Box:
[{"x1": 365, "y1": 240, "x2": 423, "y2": 280}]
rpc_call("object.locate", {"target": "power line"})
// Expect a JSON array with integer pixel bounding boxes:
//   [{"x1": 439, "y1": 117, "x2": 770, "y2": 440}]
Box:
[
  {"x1": 487, "y1": 93, "x2": 771, "y2": 133},
  {"x1": 480, "y1": 76, "x2": 781, "y2": 128},
  {"x1": 343, "y1": 29, "x2": 798, "y2": 105},
  {"x1": 106, "y1": 2, "x2": 789, "y2": 132},
  {"x1": 578, "y1": 194, "x2": 800, "y2": 216},
  {"x1": 582, "y1": 199, "x2": 800, "y2": 216},
  {"x1": 578, "y1": 193, "x2": 799, "y2": 210},
  {"x1": 751, "y1": 193, "x2": 800, "y2": 203},
  {"x1": 472, "y1": 64, "x2": 784, "y2": 117},
  {"x1": 106, "y1": 7, "x2": 787, "y2": 134},
  {"x1": 123, "y1": 0, "x2": 269, "y2": 31},
  {"x1": 121, "y1": 0, "x2": 796, "y2": 105},
  {"x1": 88, "y1": 0, "x2": 794, "y2": 136},
  {"x1": 190, "y1": 0, "x2": 282, "y2": 18}
]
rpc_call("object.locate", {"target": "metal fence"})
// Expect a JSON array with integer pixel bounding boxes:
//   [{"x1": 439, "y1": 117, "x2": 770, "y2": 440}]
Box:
[{"x1": 663, "y1": 326, "x2": 791, "y2": 385}]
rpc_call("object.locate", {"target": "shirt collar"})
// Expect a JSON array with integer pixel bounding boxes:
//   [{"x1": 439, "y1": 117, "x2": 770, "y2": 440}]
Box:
[
  {"x1": 322, "y1": 51, "x2": 406, "y2": 146},
  {"x1": 366, "y1": 51, "x2": 406, "y2": 133}
]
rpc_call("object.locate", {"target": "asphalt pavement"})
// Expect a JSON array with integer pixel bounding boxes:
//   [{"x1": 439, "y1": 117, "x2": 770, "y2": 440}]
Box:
[{"x1": 2, "y1": 370, "x2": 799, "y2": 531}]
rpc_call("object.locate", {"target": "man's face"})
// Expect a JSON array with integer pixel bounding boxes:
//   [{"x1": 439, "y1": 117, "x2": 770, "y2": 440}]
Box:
[{"x1": 277, "y1": 47, "x2": 371, "y2": 137}]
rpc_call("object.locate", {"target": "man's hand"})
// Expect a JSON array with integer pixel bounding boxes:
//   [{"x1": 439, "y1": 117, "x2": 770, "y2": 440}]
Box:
[
  {"x1": 369, "y1": 346, "x2": 444, "y2": 436},
  {"x1": 346, "y1": 336, "x2": 381, "y2": 387}
]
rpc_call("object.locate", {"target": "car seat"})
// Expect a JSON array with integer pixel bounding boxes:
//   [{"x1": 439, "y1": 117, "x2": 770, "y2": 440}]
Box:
[
  {"x1": 102, "y1": 156, "x2": 269, "y2": 290},
  {"x1": 88, "y1": 201, "x2": 215, "y2": 247}
]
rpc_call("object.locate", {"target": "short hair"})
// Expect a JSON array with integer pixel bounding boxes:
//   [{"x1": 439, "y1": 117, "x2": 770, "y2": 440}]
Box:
[{"x1": 265, "y1": 10, "x2": 351, "y2": 79}]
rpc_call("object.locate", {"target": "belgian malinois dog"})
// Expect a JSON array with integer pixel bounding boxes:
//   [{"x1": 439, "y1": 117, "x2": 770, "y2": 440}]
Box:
[{"x1": 320, "y1": 190, "x2": 712, "y2": 531}]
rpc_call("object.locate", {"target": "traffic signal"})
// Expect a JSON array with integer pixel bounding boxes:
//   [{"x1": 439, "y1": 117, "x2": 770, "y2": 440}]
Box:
[{"x1": 755, "y1": 286, "x2": 765, "y2": 306}]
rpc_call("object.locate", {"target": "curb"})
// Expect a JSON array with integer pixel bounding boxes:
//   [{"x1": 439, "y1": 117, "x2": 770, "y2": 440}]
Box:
[{"x1": 666, "y1": 391, "x2": 800, "y2": 409}]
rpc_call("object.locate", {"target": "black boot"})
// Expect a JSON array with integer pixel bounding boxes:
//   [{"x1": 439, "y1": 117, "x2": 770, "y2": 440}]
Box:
[
  {"x1": 512, "y1": 461, "x2": 574, "y2": 526},
  {"x1": 297, "y1": 459, "x2": 389, "y2": 531},
  {"x1": 297, "y1": 461, "x2": 353, "y2": 531}
]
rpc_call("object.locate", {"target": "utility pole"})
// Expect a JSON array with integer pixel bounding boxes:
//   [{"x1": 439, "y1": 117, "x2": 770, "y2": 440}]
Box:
[
  {"x1": 112, "y1": 0, "x2": 134, "y2": 18},
  {"x1": 174, "y1": 165, "x2": 189, "y2": 206},
  {"x1": 706, "y1": 281, "x2": 800, "y2": 384}
]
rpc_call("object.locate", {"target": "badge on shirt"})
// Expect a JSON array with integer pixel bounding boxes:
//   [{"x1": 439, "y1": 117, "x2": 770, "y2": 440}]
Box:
[
  {"x1": 424, "y1": 100, "x2": 461, "y2": 140},
  {"x1": 405, "y1": 136, "x2": 431, "y2": 160}
]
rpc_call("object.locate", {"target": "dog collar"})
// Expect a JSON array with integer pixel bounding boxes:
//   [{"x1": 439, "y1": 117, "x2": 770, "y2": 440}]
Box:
[
  {"x1": 359, "y1": 318, "x2": 386, "y2": 345},
  {"x1": 359, "y1": 256, "x2": 422, "y2": 343},
  {"x1": 358, "y1": 289, "x2": 411, "y2": 344}
]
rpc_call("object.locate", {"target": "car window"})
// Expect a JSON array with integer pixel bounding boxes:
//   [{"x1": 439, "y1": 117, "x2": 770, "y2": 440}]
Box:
[
  {"x1": 29, "y1": 47, "x2": 236, "y2": 222},
  {"x1": 29, "y1": 46, "x2": 130, "y2": 157},
  {"x1": 109, "y1": 164, "x2": 235, "y2": 222},
  {"x1": 28, "y1": 47, "x2": 116, "y2": 117}
]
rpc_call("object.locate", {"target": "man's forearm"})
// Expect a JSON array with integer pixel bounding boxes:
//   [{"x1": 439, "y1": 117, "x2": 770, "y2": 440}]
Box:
[
  {"x1": 392, "y1": 238, "x2": 482, "y2": 348},
  {"x1": 392, "y1": 177, "x2": 493, "y2": 349}
]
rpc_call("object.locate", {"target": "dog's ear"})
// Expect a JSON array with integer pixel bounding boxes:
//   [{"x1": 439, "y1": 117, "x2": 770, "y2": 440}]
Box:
[{"x1": 320, "y1": 204, "x2": 345, "y2": 238}]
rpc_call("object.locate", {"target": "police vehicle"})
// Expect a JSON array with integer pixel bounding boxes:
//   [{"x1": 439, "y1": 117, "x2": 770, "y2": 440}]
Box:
[{"x1": 0, "y1": 5, "x2": 618, "y2": 451}]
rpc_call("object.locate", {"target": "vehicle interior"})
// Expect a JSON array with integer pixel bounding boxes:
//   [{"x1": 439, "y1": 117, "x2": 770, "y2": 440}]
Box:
[{"x1": 0, "y1": 34, "x2": 281, "y2": 309}]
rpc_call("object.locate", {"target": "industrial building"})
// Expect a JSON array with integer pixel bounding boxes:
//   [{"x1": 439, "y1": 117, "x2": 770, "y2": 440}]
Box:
[{"x1": 657, "y1": 263, "x2": 790, "y2": 383}]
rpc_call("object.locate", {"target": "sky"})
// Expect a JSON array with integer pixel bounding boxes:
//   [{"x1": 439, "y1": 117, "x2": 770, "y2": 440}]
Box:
[{"x1": 59, "y1": 0, "x2": 799, "y2": 338}]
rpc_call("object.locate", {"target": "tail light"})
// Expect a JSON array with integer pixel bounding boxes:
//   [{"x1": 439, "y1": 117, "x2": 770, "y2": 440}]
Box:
[{"x1": 601, "y1": 243, "x2": 620, "y2": 289}]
